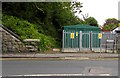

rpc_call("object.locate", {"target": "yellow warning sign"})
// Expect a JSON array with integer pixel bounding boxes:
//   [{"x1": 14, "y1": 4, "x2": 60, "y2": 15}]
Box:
[
  {"x1": 119, "y1": 23, "x2": 120, "y2": 27},
  {"x1": 71, "y1": 33, "x2": 74, "y2": 39},
  {"x1": 76, "y1": 32, "x2": 78, "y2": 36},
  {"x1": 98, "y1": 33, "x2": 102, "y2": 39}
]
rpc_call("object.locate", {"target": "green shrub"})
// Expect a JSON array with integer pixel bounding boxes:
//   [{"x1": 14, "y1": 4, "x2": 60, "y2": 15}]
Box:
[{"x1": 2, "y1": 15, "x2": 58, "y2": 51}]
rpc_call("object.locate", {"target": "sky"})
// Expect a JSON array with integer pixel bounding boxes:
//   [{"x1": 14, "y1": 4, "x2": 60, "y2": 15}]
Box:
[{"x1": 75, "y1": 0, "x2": 120, "y2": 26}]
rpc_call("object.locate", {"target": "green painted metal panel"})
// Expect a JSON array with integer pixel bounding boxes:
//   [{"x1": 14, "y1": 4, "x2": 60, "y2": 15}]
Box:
[
  {"x1": 92, "y1": 31, "x2": 101, "y2": 48},
  {"x1": 82, "y1": 31, "x2": 90, "y2": 48},
  {"x1": 63, "y1": 24, "x2": 101, "y2": 49}
]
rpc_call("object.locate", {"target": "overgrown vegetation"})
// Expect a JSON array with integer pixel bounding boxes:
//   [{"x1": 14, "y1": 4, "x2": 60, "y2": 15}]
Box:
[
  {"x1": 2, "y1": 15, "x2": 59, "y2": 51},
  {"x1": 2, "y1": 2, "x2": 83, "y2": 51},
  {"x1": 102, "y1": 18, "x2": 118, "y2": 30}
]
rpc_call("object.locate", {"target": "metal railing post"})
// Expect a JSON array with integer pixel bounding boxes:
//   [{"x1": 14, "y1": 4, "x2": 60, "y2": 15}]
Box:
[
  {"x1": 115, "y1": 33, "x2": 117, "y2": 53},
  {"x1": 79, "y1": 31, "x2": 82, "y2": 51},
  {"x1": 62, "y1": 30, "x2": 64, "y2": 52},
  {"x1": 90, "y1": 31, "x2": 92, "y2": 51},
  {"x1": 89, "y1": 31, "x2": 91, "y2": 51},
  {"x1": 100, "y1": 32, "x2": 102, "y2": 53}
]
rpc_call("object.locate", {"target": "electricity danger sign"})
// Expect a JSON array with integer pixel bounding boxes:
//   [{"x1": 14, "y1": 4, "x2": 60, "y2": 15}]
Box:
[
  {"x1": 119, "y1": 23, "x2": 120, "y2": 27},
  {"x1": 71, "y1": 33, "x2": 74, "y2": 39},
  {"x1": 98, "y1": 33, "x2": 102, "y2": 39},
  {"x1": 76, "y1": 32, "x2": 78, "y2": 36}
]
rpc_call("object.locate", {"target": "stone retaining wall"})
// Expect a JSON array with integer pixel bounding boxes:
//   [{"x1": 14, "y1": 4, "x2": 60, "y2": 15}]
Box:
[{"x1": 0, "y1": 26, "x2": 26, "y2": 52}]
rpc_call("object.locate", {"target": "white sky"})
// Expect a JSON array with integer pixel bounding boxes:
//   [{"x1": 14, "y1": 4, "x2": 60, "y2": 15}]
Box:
[{"x1": 76, "y1": 0, "x2": 120, "y2": 26}]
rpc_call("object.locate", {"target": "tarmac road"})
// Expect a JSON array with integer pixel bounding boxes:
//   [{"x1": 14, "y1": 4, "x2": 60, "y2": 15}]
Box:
[{"x1": 2, "y1": 60, "x2": 118, "y2": 77}]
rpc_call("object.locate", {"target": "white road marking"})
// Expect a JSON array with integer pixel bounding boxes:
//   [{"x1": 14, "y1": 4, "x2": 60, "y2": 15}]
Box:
[
  {"x1": 3, "y1": 73, "x2": 110, "y2": 77},
  {"x1": 64, "y1": 57, "x2": 89, "y2": 60}
]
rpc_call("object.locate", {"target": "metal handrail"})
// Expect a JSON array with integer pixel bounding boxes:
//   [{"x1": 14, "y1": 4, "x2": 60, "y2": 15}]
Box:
[{"x1": 0, "y1": 24, "x2": 21, "y2": 41}]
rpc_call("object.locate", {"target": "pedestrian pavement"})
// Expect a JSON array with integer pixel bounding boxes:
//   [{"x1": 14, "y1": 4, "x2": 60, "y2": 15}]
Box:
[{"x1": 1, "y1": 53, "x2": 119, "y2": 58}]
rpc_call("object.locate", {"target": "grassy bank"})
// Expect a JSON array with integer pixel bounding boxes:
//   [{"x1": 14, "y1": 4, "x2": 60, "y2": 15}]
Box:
[{"x1": 2, "y1": 15, "x2": 61, "y2": 52}]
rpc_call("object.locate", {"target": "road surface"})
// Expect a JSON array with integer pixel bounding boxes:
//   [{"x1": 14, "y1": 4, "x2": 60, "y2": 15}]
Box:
[{"x1": 2, "y1": 60, "x2": 118, "y2": 76}]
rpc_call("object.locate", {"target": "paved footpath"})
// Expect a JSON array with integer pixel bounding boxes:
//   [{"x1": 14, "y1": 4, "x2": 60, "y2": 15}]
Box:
[{"x1": 1, "y1": 53, "x2": 119, "y2": 58}]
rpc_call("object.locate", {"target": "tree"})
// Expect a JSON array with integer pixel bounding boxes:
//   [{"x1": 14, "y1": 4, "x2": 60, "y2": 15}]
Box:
[
  {"x1": 84, "y1": 17, "x2": 99, "y2": 26},
  {"x1": 102, "y1": 23, "x2": 116, "y2": 31},
  {"x1": 2, "y1": 2, "x2": 83, "y2": 48},
  {"x1": 71, "y1": 1, "x2": 83, "y2": 14},
  {"x1": 103, "y1": 18, "x2": 118, "y2": 30}
]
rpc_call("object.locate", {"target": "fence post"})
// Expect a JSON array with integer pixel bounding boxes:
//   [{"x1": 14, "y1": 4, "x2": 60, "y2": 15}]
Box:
[
  {"x1": 100, "y1": 32, "x2": 102, "y2": 53},
  {"x1": 79, "y1": 31, "x2": 82, "y2": 51},
  {"x1": 115, "y1": 33, "x2": 117, "y2": 53},
  {"x1": 89, "y1": 31, "x2": 90, "y2": 50},
  {"x1": 72, "y1": 32, "x2": 73, "y2": 48},
  {"x1": 90, "y1": 31, "x2": 92, "y2": 51},
  {"x1": 113, "y1": 33, "x2": 115, "y2": 53},
  {"x1": 62, "y1": 30, "x2": 64, "y2": 52}
]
